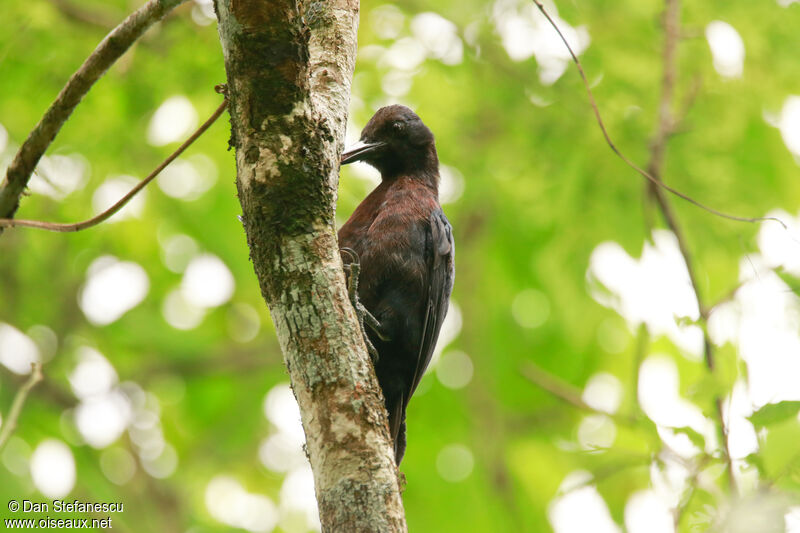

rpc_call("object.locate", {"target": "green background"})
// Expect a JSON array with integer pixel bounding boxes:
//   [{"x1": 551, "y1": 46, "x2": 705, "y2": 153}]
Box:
[{"x1": 1, "y1": 0, "x2": 799, "y2": 531}]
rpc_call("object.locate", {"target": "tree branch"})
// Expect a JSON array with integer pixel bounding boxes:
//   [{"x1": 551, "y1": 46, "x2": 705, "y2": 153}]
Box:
[
  {"x1": 50, "y1": 0, "x2": 119, "y2": 30},
  {"x1": 631, "y1": 324, "x2": 649, "y2": 419},
  {"x1": 0, "y1": 97, "x2": 227, "y2": 232},
  {"x1": 0, "y1": 363, "x2": 44, "y2": 453},
  {"x1": 673, "y1": 454, "x2": 713, "y2": 528},
  {"x1": 520, "y1": 361, "x2": 637, "y2": 429},
  {"x1": 533, "y1": 0, "x2": 749, "y2": 496},
  {"x1": 644, "y1": 0, "x2": 737, "y2": 495},
  {"x1": 521, "y1": 362, "x2": 594, "y2": 413},
  {"x1": 0, "y1": 0, "x2": 187, "y2": 224},
  {"x1": 530, "y1": 0, "x2": 784, "y2": 229},
  {"x1": 215, "y1": 1, "x2": 407, "y2": 530}
]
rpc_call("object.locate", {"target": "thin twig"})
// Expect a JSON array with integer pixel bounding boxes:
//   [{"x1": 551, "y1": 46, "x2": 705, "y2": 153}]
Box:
[
  {"x1": 643, "y1": 0, "x2": 738, "y2": 495},
  {"x1": 672, "y1": 74, "x2": 702, "y2": 135},
  {"x1": 0, "y1": 363, "x2": 44, "y2": 453},
  {"x1": 673, "y1": 454, "x2": 713, "y2": 528},
  {"x1": 645, "y1": 0, "x2": 707, "y2": 317},
  {"x1": 714, "y1": 392, "x2": 737, "y2": 493},
  {"x1": 521, "y1": 361, "x2": 679, "y2": 456},
  {"x1": 630, "y1": 323, "x2": 649, "y2": 419},
  {"x1": 0, "y1": 99, "x2": 228, "y2": 232},
  {"x1": 532, "y1": 0, "x2": 743, "y2": 495},
  {"x1": 520, "y1": 361, "x2": 636, "y2": 429},
  {"x1": 521, "y1": 361, "x2": 593, "y2": 412},
  {"x1": 559, "y1": 457, "x2": 651, "y2": 496},
  {"x1": 0, "y1": 0, "x2": 188, "y2": 222},
  {"x1": 530, "y1": 0, "x2": 785, "y2": 229},
  {"x1": 50, "y1": 0, "x2": 119, "y2": 29},
  {"x1": 705, "y1": 276, "x2": 753, "y2": 317}
]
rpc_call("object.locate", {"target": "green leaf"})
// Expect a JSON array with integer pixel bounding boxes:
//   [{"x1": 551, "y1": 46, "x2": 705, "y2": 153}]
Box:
[
  {"x1": 749, "y1": 402, "x2": 800, "y2": 429},
  {"x1": 759, "y1": 419, "x2": 800, "y2": 479},
  {"x1": 774, "y1": 270, "x2": 800, "y2": 296},
  {"x1": 673, "y1": 426, "x2": 706, "y2": 450},
  {"x1": 744, "y1": 453, "x2": 765, "y2": 476}
]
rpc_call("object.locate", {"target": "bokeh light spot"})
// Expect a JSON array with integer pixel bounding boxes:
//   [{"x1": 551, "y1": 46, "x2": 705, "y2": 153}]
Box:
[
  {"x1": 624, "y1": 490, "x2": 673, "y2": 533},
  {"x1": 435, "y1": 350, "x2": 474, "y2": 389},
  {"x1": 75, "y1": 391, "x2": 132, "y2": 448},
  {"x1": 411, "y1": 12, "x2": 464, "y2": 65},
  {"x1": 92, "y1": 175, "x2": 145, "y2": 222},
  {"x1": 69, "y1": 346, "x2": 118, "y2": 399},
  {"x1": 227, "y1": 303, "x2": 262, "y2": 342},
  {"x1": 582, "y1": 372, "x2": 623, "y2": 414},
  {"x1": 259, "y1": 433, "x2": 307, "y2": 474},
  {"x1": 370, "y1": 4, "x2": 405, "y2": 40},
  {"x1": 511, "y1": 288, "x2": 550, "y2": 328},
  {"x1": 549, "y1": 471, "x2": 621, "y2": 533},
  {"x1": 160, "y1": 233, "x2": 199, "y2": 273},
  {"x1": 31, "y1": 440, "x2": 76, "y2": 499},
  {"x1": 705, "y1": 21, "x2": 745, "y2": 78},
  {"x1": 436, "y1": 443, "x2": 474, "y2": 482},
  {"x1": 147, "y1": 95, "x2": 198, "y2": 146},
  {"x1": 2, "y1": 437, "x2": 31, "y2": 477},
  {"x1": 439, "y1": 164, "x2": 465, "y2": 204},
  {"x1": 263, "y1": 384, "x2": 305, "y2": 443},
  {"x1": 30, "y1": 153, "x2": 90, "y2": 200},
  {"x1": 206, "y1": 476, "x2": 279, "y2": 533},
  {"x1": 0, "y1": 323, "x2": 40, "y2": 375},
  {"x1": 100, "y1": 447, "x2": 136, "y2": 485},
  {"x1": 181, "y1": 254, "x2": 235, "y2": 308},
  {"x1": 577, "y1": 414, "x2": 617, "y2": 450},
  {"x1": 162, "y1": 288, "x2": 206, "y2": 330},
  {"x1": 493, "y1": 0, "x2": 590, "y2": 85},
  {"x1": 79, "y1": 256, "x2": 149, "y2": 326},
  {"x1": 157, "y1": 156, "x2": 216, "y2": 201}
]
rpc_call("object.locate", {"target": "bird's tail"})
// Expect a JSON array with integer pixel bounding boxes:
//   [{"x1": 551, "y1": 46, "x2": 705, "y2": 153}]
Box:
[{"x1": 389, "y1": 394, "x2": 407, "y2": 465}]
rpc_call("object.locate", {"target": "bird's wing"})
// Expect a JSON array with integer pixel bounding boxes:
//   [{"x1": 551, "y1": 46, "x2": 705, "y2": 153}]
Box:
[{"x1": 408, "y1": 208, "x2": 455, "y2": 399}]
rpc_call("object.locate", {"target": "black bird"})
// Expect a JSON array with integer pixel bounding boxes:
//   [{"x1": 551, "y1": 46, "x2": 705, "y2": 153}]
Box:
[{"x1": 339, "y1": 105, "x2": 455, "y2": 465}]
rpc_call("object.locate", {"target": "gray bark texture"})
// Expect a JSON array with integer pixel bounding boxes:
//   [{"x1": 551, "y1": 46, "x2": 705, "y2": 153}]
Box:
[{"x1": 214, "y1": 1, "x2": 408, "y2": 531}]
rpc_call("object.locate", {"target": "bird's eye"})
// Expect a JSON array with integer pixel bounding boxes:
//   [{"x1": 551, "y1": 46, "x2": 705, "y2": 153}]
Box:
[{"x1": 392, "y1": 121, "x2": 404, "y2": 132}]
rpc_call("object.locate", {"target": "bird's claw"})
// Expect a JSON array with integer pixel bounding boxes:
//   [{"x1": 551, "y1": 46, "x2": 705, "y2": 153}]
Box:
[
  {"x1": 341, "y1": 248, "x2": 387, "y2": 363},
  {"x1": 363, "y1": 308, "x2": 390, "y2": 342},
  {"x1": 362, "y1": 326, "x2": 380, "y2": 363}
]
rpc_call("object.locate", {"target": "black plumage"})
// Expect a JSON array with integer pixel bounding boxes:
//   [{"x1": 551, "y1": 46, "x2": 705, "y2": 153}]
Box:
[{"x1": 338, "y1": 105, "x2": 455, "y2": 464}]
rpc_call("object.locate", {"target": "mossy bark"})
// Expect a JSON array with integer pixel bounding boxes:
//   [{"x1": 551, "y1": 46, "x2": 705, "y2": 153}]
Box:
[{"x1": 214, "y1": 1, "x2": 407, "y2": 531}]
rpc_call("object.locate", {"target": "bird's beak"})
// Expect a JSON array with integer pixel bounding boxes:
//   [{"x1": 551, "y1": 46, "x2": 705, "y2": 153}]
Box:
[{"x1": 341, "y1": 140, "x2": 385, "y2": 165}]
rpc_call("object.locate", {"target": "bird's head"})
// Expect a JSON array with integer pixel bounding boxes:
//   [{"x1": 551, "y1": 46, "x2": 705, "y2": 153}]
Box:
[{"x1": 341, "y1": 105, "x2": 438, "y2": 179}]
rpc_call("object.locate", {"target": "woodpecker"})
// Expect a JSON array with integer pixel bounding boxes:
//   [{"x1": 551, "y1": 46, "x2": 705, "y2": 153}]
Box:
[{"x1": 339, "y1": 105, "x2": 455, "y2": 465}]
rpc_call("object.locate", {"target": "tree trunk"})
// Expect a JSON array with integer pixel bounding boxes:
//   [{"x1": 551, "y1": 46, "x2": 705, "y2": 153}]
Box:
[{"x1": 214, "y1": 1, "x2": 407, "y2": 531}]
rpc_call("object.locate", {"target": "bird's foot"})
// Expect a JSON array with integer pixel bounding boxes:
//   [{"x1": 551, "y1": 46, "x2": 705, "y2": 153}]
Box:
[{"x1": 340, "y1": 248, "x2": 388, "y2": 364}]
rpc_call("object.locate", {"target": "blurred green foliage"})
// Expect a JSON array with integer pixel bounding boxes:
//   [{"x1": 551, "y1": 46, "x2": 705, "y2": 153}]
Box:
[{"x1": 1, "y1": 0, "x2": 800, "y2": 532}]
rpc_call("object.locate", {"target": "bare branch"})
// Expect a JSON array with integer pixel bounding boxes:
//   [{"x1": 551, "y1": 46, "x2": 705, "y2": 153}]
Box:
[
  {"x1": 50, "y1": 0, "x2": 119, "y2": 29},
  {"x1": 520, "y1": 361, "x2": 638, "y2": 429},
  {"x1": 530, "y1": 0, "x2": 785, "y2": 229},
  {"x1": 0, "y1": 363, "x2": 44, "y2": 453},
  {"x1": 521, "y1": 362, "x2": 593, "y2": 412},
  {"x1": 0, "y1": 98, "x2": 227, "y2": 233},
  {"x1": 641, "y1": 0, "x2": 738, "y2": 495},
  {"x1": 672, "y1": 74, "x2": 703, "y2": 134},
  {"x1": 559, "y1": 457, "x2": 652, "y2": 496},
  {"x1": 630, "y1": 324, "x2": 649, "y2": 418},
  {"x1": 673, "y1": 454, "x2": 713, "y2": 528},
  {"x1": 706, "y1": 275, "x2": 756, "y2": 317},
  {"x1": 645, "y1": 1, "x2": 707, "y2": 316},
  {"x1": 0, "y1": 0, "x2": 188, "y2": 223}
]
